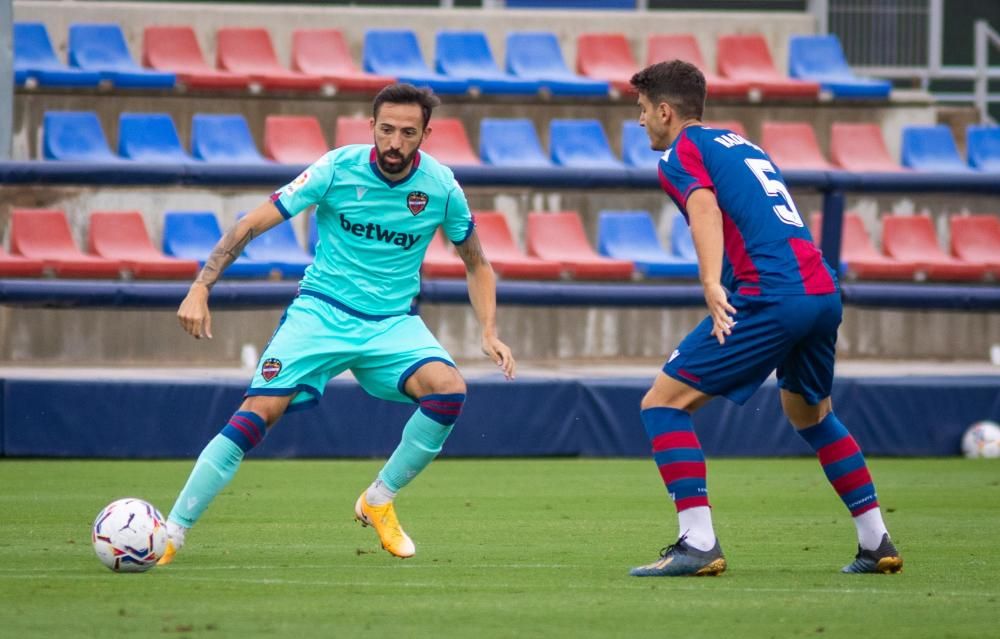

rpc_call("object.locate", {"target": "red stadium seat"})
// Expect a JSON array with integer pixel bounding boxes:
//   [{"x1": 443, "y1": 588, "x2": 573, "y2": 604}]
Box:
[
  {"x1": 216, "y1": 27, "x2": 324, "y2": 91},
  {"x1": 422, "y1": 230, "x2": 466, "y2": 278},
  {"x1": 335, "y1": 116, "x2": 371, "y2": 148},
  {"x1": 830, "y1": 122, "x2": 905, "y2": 172},
  {"x1": 716, "y1": 34, "x2": 820, "y2": 99},
  {"x1": 949, "y1": 214, "x2": 1000, "y2": 277},
  {"x1": 526, "y1": 211, "x2": 633, "y2": 280},
  {"x1": 264, "y1": 115, "x2": 329, "y2": 164},
  {"x1": 142, "y1": 26, "x2": 251, "y2": 90},
  {"x1": 421, "y1": 118, "x2": 481, "y2": 166},
  {"x1": 577, "y1": 33, "x2": 639, "y2": 95},
  {"x1": 0, "y1": 247, "x2": 45, "y2": 277},
  {"x1": 760, "y1": 121, "x2": 833, "y2": 170},
  {"x1": 292, "y1": 29, "x2": 395, "y2": 93},
  {"x1": 10, "y1": 208, "x2": 122, "y2": 278},
  {"x1": 703, "y1": 120, "x2": 748, "y2": 138},
  {"x1": 646, "y1": 34, "x2": 750, "y2": 98},
  {"x1": 812, "y1": 212, "x2": 919, "y2": 281},
  {"x1": 88, "y1": 211, "x2": 199, "y2": 279},
  {"x1": 882, "y1": 214, "x2": 988, "y2": 282},
  {"x1": 474, "y1": 212, "x2": 563, "y2": 280}
]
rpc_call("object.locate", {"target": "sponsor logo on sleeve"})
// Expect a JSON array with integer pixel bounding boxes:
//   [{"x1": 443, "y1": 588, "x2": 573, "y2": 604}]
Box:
[{"x1": 282, "y1": 171, "x2": 310, "y2": 196}]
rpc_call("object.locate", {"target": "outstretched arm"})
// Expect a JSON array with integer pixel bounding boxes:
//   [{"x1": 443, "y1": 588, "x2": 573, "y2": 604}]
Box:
[
  {"x1": 454, "y1": 230, "x2": 516, "y2": 379},
  {"x1": 177, "y1": 201, "x2": 286, "y2": 339},
  {"x1": 686, "y1": 188, "x2": 737, "y2": 345}
]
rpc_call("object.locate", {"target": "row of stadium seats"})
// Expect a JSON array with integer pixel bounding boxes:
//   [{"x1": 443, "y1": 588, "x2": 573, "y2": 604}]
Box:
[
  {"x1": 3, "y1": 207, "x2": 997, "y2": 282},
  {"x1": 36, "y1": 109, "x2": 1000, "y2": 173},
  {"x1": 14, "y1": 22, "x2": 887, "y2": 100}
]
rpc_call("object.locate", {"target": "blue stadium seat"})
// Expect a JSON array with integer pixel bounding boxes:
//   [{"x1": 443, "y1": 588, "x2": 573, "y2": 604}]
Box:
[
  {"x1": 363, "y1": 29, "x2": 470, "y2": 95},
  {"x1": 622, "y1": 121, "x2": 663, "y2": 168},
  {"x1": 597, "y1": 211, "x2": 698, "y2": 278},
  {"x1": 435, "y1": 31, "x2": 541, "y2": 96},
  {"x1": 162, "y1": 211, "x2": 274, "y2": 278},
  {"x1": 14, "y1": 22, "x2": 102, "y2": 87},
  {"x1": 191, "y1": 114, "x2": 268, "y2": 164},
  {"x1": 549, "y1": 119, "x2": 623, "y2": 168},
  {"x1": 67, "y1": 23, "x2": 175, "y2": 89},
  {"x1": 900, "y1": 125, "x2": 972, "y2": 172},
  {"x1": 42, "y1": 111, "x2": 120, "y2": 161},
  {"x1": 788, "y1": 35, "x2": 891, "y2": 99},
  {"x1": 670, "y1": 212, "x2": 696, "y2": 261},
  {"x1": 966, "y1": 125, "x2": 1000, "y2": 171},
  {"x1": 118, "y1": 113, "x2": 191, "y2": 163},
  {"x1": 237, "y1": 212, "x2": 313, "y2": 279},
  {"x1": 479, "y1": 118, "x2": 552, "y2": 167},
  {"x1": 505, "y1": 32, "x2": 610, "y2": 96},
  {"x1": 308, "y1": 214, "x2": 319, "y2": 256}
]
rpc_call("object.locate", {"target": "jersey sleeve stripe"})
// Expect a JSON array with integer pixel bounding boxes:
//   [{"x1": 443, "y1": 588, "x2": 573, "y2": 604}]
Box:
[
  {"x1": 676, "y1": 133, "x2": 715, "y2": 202},
  {"x1": 270, "y1": 192, "x2": 292, "y2": 220}
]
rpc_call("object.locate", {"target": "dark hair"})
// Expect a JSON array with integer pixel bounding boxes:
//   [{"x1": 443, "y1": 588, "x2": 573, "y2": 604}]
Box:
[
  {"x1": 372, "y1": 83, "x2": 441, "y2": 128},
  {"x1": 630, "y1": 60, "x2": 706, "y2": 120}
]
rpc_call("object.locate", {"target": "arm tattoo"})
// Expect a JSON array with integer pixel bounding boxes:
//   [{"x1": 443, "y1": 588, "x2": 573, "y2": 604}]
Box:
[
  {"x1": 455, "y1": 232, "x2": 488, "y2": 272},
  {"x1": 194, "y1": 225, "x2": 256, "y2": 289}
]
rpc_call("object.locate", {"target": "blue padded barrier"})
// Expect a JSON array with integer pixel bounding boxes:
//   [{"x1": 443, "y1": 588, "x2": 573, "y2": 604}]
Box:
[
  {"x1": 788, "y1": 35, "x2": 892, "y2": 99},
  {"x1": 364, "y1": 29, "x2": 470, "y2": 95},
  {"x1": 14, "y1": 22, "x2": 102, "y2": 88},
  {"x1": 597, "y1": 210, "x2": 698, "y2": 278},
  {"x1": 118, "y1": 113, "x2": 192, "y2": 163},
  {"x1": 435, "y1": 31, "x2": 542, "y2": 96},
  {"x1": 505, "y1": 32, "x2": 610, "y2": 97},
  {"x1": 67, "y1": 23, "x2": 175, "y2": 89},
  {"x1": 479, "y1": 118, "x2": 552, "y2": 167}
]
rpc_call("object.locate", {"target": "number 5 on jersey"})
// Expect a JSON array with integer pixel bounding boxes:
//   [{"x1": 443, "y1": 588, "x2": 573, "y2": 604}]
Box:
[{"x1": 744, "y1": 158, "x2": 804, "y2": 227}]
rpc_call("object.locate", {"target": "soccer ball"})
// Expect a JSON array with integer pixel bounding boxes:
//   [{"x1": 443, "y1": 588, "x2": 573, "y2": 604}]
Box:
[
  {"x1": 92, "y1": 498, "x2": 168, "y2": 572},
  {"x1": 960, "y1": 421, "x2": 1000, "y2": 459}
]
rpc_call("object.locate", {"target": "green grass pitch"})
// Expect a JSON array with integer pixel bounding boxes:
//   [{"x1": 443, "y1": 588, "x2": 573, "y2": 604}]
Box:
[{"x1": 1, "y1": 458, "x2": 997, "y2": 638}]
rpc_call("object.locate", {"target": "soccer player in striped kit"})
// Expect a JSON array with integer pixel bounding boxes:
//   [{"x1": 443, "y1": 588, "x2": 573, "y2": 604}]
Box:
[{"x1": 628, "y1": 60, "x2": 902, "y2": 577}]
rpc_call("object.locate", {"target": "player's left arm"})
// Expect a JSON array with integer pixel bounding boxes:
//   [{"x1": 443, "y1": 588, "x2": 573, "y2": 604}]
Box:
[
  {"x1": 455, "y1": 231, "x2": 516, "y2": 380},
  {"x1": 687, "y1": 188, "x2": 737, "y2": 345}
]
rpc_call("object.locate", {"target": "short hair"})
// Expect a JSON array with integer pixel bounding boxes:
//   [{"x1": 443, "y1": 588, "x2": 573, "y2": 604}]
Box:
[
  {"x1": 372, "y1": 83, "x2": 441, "y2": 128},
  {"x1": 630, "y1": 60, "x2": 706, "y2": 120}
]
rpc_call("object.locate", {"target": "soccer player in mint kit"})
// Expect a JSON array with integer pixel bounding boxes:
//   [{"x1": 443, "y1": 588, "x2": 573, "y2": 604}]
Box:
[
  {"x1": 628, "y1": 61, "x2": 902, "y2": 577},
  {"x1": 158, "y1": 83, "x2": 515, "y2": 564}
]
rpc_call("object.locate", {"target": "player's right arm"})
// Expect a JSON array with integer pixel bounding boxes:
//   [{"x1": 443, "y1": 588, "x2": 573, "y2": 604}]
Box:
[
  {"x1": 177, "y1": 202, "x2": 285, "y2": 339},
  {"x1": 686, "y1": 188, "x2": 737, "y2": 345}
]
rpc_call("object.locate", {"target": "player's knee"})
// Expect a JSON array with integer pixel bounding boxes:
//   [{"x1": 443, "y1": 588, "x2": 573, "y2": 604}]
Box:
[
  {"x1": 781, "y1": 391, "x2": 832, "y2": 429},
  {"x1": 418, "y1": 392, "x2": 466, "y2": 426},
  {"x1": 239, "y1": 395, "x2": 290, "y2": 428}
]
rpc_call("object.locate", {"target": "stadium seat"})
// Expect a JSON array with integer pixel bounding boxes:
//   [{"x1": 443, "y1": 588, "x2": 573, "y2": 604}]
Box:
[
  {"x1": 10, "y1": 208, "x2": 122, "y2": 278},
  {"x1": 143, "y1": 26, "x2": 251, "y2": 90},
  {"x1": 191, "y1": 114, "x2": 269, "y2": 164},
  {"x1": 435, "y1": 31, "x2": 542, "y2": 96},
  {"x1": 702, "y1": 120, "x2": 748, "y2": 138},
  {"x1": 292, "y1": 29, "x2": 395, "y2": 93},
  {"x1": 236, "y1": 212, "x2": 313, "y2": 279},
  {"x1": 264, "y1": 115, "x2": 329, "y2": 165},
  {"x1": 42, "y1": 111, "x2": 120, "y2": 162},
  {"x1": 473, "y1": 211, "x2": 563, "y2": 279},
  {"x1": 162, "y1": 211, "x2": 275, "y2": 278},
  {"x1": 216, "y1": 27, "x2": 325, "y2": 92},
  {"x1": 479, "y1": 118, "x2": 552, "y2": 167},
  {"x1": 67, "y1": 23, "x2": 175, "y2": 89},
  {"x1": 812, "y1": 212, "x2": 919, "y2": 280},
  {"x1": 597, "y1": 210, "x2": 698, "y2": 278},
  {"x1": 670, "y1": 212, "x2": 697, "y2": 261},
  {"x1": 0, "y1": 247, "x2": 45, "y2": 278},
  {"x1": 830, "y1": 122, "x2": 905, "y2": 172},
  {"x1": 118, "y1": 113, "x2": 192, "y2": 163},
  {"x1": 363, "y1": 29, "x2": 470, "y2": 95},
  {"x1": 788, "y1": 35, "x2": 892, "y2": 99},
  {"x1": 526, "y1": 211, "x2": 633, "y2": 279},
  {"x1": 621, "y1": 121, "x2": 663, "y2": 168},
  {"x1": 949, "y1": 214, "x2": 1000, "y2": 276},
  {"x1": 421, "y1": 118, "x2": 481, "y2": 166},
  {"x1": 14, "y1": 22, "x2": 102, "y2": 87},
  {"x1": 334, "y1": 116, "x2": 372, "y2": 148},
  {"x1": 966, "y1": 125, "x2": 1000, "y2": 171},
  {"x1": 576, "y1": 33, "x2": 638, "y2": 95},
  {"x1": 716, "y1": 34, "x2": 820, "y2": 99},
  {"x1": 421, "y1": 230, "x2": 467, "y2": 278},
  {"x1": 760, "y1": 121, "x2": 834, "y2": 171},
  {"x1": 88, "y1": 211, "x2": 199, "y2": 279},
  {"x1": 505, "y1": 32, "x2": 610, "y2": 97},
  {"x1": 549, "y1": 119, "x2": 624, "y2": 168},
  {"x1": 900, "y1": 125, "x2": 971, "y2": 172},
  {"x1": 308, "y1": 213, "x2": 319, "y2": 255},
  {"x1": 882, "y1": 214, "x2": 987, "y2": 281},
  {"x1": 646, "y1": 34, "x2": 750, "y2": 99}
]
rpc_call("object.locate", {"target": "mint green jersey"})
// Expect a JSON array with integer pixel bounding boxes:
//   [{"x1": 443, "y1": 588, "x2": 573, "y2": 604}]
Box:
[{"x1": 272, "y1": 144, "x2": 473, "y2": 316}]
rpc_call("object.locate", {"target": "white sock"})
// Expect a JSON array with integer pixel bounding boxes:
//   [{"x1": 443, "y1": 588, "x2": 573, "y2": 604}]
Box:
[
  {"x1": 678, "y1": 506, "x2": 716, "y2": 551},
  {"x1": 853, "y1": 508, "x2": 889, "y2": 550},
  {"x1": 365, "y1": 478, "x2": 396, "y2": 506},
  {"x1": 166, "y1": 520, "x2": 188, "y2": 550}
]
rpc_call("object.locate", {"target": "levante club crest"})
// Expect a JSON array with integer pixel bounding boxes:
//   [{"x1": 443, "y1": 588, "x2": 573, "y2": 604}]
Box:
[
  {"x1": 407, "y1": 191, "x2": 429, "y2": 215},
  {"x1": 261, "y1": 358, "x2": 282, "y2": 382}
]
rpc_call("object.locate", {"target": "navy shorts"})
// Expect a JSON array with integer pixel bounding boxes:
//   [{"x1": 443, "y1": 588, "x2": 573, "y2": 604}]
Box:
[{"x1": 663, "y1": 292, "x2": 842, "y2": 405}]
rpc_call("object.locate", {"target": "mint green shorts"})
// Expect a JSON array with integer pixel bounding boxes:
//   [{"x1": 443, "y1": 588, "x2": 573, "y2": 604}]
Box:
[{"x1": 246, "y1": 291, "x2": 455, "y2": 411}]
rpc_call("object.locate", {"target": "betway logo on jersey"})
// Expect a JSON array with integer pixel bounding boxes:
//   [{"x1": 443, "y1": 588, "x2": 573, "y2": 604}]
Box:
[{"x1": 339, "y1": 214, "x2": 422, "y2": 250}]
